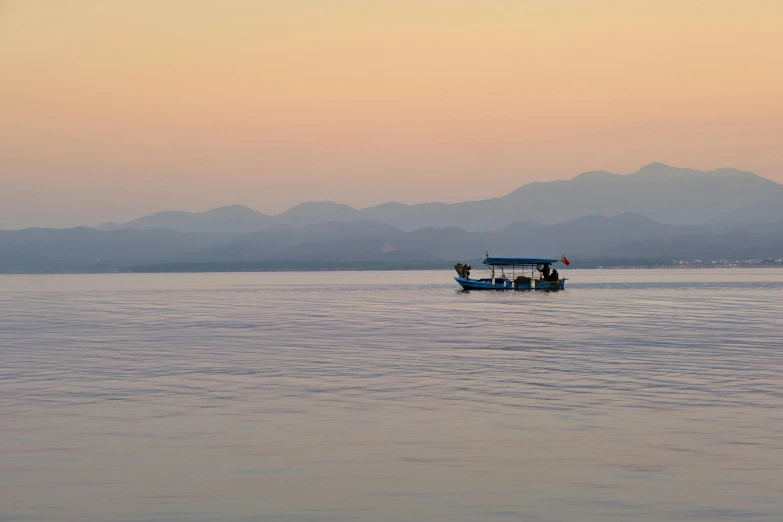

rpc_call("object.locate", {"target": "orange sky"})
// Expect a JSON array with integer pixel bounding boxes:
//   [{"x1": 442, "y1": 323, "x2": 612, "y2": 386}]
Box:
[{"x1": 1, "y1": 0, "x2": 782, "y2": 228}]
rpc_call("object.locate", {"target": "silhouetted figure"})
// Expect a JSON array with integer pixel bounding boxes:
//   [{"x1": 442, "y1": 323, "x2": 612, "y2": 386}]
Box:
[
  {"x1": 454, "y1": 263, "x2": 471, "y2": 278},
  {"x1": 542, "y1": 264, "x2": 551, "y2": 280},
  {"x1": 550, "y1": 268, "x2": 559, "y2": 282}
]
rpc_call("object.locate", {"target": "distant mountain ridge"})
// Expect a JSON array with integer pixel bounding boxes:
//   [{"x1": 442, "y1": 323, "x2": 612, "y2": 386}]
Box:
[
  {"x1": 98, "y1": 205, "x2": 272, "y2": 234},
  {"x1": 95, "y1": 163, "x2": 783, "y2": 234},
  {"x1": 7, "y1": 162, "x2": 782, "y2": 273},
  {"x1": 5, "y1": 212, "x2": 783, "y2": 273}
]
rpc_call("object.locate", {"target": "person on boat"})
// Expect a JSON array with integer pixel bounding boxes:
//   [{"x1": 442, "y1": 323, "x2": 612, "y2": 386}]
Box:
[
  {"x1": 542, "y1": 263, "x2": 551, "y2": 280},
  {"x1": 550, "y1": 268, "x2": 559, "y2": 281}
]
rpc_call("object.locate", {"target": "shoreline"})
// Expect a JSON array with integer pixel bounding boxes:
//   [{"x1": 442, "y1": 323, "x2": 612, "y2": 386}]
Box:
[{"x1": 3, "y1": 264, "x2": 783, "y2": 276}]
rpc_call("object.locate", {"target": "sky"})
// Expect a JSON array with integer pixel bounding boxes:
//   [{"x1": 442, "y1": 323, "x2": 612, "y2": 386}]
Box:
[{"x1": 1, "y1": 0, "x2": 782, "y2": 229}]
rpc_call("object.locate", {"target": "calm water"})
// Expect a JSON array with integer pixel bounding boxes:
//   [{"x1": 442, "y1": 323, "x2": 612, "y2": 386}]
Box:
[{"x1": 2, "y1": 269, "x2": 783, "y2": 522}]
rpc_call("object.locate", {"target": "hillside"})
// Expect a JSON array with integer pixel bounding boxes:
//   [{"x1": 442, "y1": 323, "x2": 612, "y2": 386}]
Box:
[
  {"x1": 5, "y1": 213, "x2": 782, "y2": 273},
  {"x1": 94, "y1": 164, "x2": 783, "y2": 234}
]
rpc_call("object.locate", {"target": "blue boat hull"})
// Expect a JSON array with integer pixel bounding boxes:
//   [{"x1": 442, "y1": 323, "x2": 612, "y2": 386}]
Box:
[{"x1": 455, "y1": 276, "x2": 565, "y2": 291}]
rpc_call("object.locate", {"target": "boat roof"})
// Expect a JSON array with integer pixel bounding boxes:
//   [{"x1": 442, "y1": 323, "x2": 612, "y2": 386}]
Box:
[{"x1": 484, "y1": 257, "x2": 559, "y2": 266}]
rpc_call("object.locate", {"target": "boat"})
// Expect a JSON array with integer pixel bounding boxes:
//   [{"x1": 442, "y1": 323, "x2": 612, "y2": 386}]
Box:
[{"x1": 454, "y1": 256, "x2": 568, "y2": 291}]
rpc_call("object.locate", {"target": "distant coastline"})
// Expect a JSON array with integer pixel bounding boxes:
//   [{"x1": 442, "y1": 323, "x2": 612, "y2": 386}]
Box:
[{"x1": 5, "y1": 257, "x2": 779, "y2": 275}]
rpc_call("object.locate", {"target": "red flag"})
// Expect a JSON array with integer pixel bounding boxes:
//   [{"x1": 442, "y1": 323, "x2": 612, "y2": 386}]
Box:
[{"x1": 561, "y1": 255, "x2": 570, "y2": 267}]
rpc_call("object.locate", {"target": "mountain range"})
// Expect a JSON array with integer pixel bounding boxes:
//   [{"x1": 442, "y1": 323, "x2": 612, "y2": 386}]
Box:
[
  {"x1": 3, "y1": 163, "x2": 782, "y2": 273},
  {"x1": 2, "y1": 213, "x2": 782, "y2": 273},
  {"x1": 97, "y1": 163, "x2": 783, "y2": 233}
]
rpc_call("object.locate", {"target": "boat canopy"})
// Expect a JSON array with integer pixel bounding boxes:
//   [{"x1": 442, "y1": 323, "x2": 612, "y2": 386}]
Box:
[{"x1": 484, "y1": 257, "x2": 559, "y2": 266}]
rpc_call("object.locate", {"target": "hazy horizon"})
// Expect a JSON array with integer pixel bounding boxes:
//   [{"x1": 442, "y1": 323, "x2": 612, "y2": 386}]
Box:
[
  {"x1": 2, "y1": 161, "x2": 779, "y2": 230},
  {"x1": 2, "y1": 1, "x2": 783, "y2": 229}
]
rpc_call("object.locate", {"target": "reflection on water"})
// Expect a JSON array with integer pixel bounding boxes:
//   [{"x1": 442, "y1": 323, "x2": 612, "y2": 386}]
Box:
[{"x1": 2, "y1": 269, "x2": 783, "y2": 522}]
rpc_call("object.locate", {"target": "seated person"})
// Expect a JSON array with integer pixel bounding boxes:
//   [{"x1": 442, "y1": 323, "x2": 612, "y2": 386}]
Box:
[{"x1": 550, "y1": 268, "x2": 559, "y2": 281}]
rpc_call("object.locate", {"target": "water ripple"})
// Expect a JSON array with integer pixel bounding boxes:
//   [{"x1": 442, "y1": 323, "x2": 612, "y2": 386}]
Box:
[{"x1": 1, "y1": 269, "x2": 783, "y2": 521}]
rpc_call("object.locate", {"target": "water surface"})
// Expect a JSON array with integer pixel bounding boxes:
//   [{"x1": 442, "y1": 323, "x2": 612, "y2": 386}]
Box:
[{"x1": 2, "y1": 269, "x2": 783, "y2": 521}]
